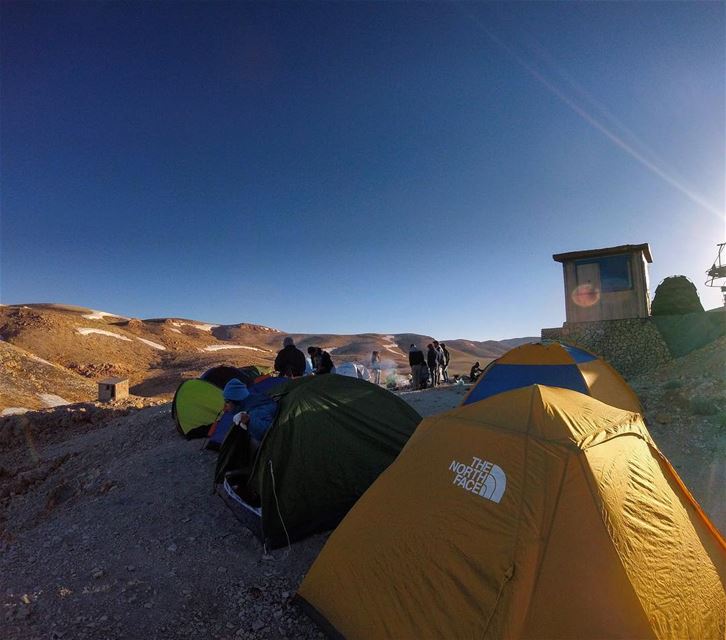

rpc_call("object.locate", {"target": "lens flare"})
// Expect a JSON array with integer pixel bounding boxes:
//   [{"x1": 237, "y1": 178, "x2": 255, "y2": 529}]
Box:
[{"x1": 572, "y1": 283, "x2": 600, "y2": 307}]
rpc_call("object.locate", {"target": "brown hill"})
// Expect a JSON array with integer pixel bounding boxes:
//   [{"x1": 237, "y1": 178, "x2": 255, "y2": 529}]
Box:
[
  {"x1": 0, "y1": 303, "x2": 535, "y2": 412},
  {"x1": 0, "y1": 341, "x2": 96, "y2": 414}
]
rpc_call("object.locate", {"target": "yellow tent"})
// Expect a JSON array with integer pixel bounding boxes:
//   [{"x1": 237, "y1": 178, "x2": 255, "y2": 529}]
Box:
[
  {"x1": 298, "y1": 385, "x2": 725, "y2": 639},
  {"x1": 462, "y1": 341, "x2": 642, "y2": 413}
]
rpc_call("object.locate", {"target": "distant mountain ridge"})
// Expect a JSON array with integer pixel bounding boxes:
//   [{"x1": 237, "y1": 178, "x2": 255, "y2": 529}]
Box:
[{"x1": 0, "y1": 303, "x2": 538, "y2": 412}]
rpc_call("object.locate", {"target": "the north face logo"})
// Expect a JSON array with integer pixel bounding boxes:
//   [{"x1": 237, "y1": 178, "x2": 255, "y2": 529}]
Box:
[{"x1": 449, "y1": 456, "x2": 506, "y2": 503}]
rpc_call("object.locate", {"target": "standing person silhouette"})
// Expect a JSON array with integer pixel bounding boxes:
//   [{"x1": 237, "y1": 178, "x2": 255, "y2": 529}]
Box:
[
  {"x1": 440, "y1": 342, "x2": 451, "y2": 383},
  {"x1": 370, "y1": 350, "x2": 381, "y2": 384},
  {"x1": 427, "y1": 344, "x2": 439, "y2": 387},
  {"x1": 408, "y1": 344, "x2": 426, "y2": 390},
  {"x1": 433, "y1": 341, "x2": 445, "y2": 386},
  {"x1": 274, "y1": 336, "x2": 306, "y2": 377}
]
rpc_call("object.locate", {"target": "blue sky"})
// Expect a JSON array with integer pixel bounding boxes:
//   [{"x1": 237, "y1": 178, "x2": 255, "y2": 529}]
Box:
[{"x1": 1, "y1": 1, "x2": 723, "y2": 340}]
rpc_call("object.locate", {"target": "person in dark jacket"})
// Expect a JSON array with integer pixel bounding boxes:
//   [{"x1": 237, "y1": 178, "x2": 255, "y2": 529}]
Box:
[
  {"x1": 470, "y1": 362, "x2": 484, "y2": 382},
  {"x1": 307, "y1": 346, "x2": 320, "y2": 372},
  {"x1": 316, "y1": 348, "x2": 335, "y2": 374},
  {"x1": 307, "y1": 346, "x2": 335, "y2": 374},
  {"x1": 408, "y1": 344, "x2": 426, "y2": 390},
  {"x1": 433, "y1": 341, "x2": 445, "y2": 386},
  {"x1": 440, "y1": 342, "x2": 451, "y2": 383},
  {"x1": 426, "y1": 344, "x2": 439, "y2": 387},
  {"x1": 274, "y1": 336, "x2": 306, "y2": 377}
]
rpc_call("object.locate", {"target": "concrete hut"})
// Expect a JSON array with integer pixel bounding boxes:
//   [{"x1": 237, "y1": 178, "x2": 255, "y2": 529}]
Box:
[
  {"x1": 98, "y1": 377, "x2": 129, "y2": 402},
  {"x1": 552, "y1": 243, "x2": 653, "y2": 323}
]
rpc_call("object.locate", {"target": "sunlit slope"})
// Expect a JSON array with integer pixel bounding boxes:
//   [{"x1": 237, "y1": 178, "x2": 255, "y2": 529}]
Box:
[{"x1": 0, "y1": 303, "x2": 535, "y2": 408}]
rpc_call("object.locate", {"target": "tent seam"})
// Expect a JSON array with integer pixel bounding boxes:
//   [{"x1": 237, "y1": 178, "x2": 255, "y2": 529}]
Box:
[
  {"x1": 479, "y1": 386, "x2": 537, "y2": 639},
  {"x1": 577, "y1": 425, "x2": 649, "y2": 451},
  {"x1": 519, "y1": 452, "x2": 572, "y2": 634},
  {"x1": 575, "y1": 452, "x2": 652, "y2": 629}
]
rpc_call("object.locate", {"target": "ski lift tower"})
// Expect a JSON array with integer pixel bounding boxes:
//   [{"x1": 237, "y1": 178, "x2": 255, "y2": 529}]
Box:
[{"x1": 705, "y1": 243, "x2": 726, "y2": 306}]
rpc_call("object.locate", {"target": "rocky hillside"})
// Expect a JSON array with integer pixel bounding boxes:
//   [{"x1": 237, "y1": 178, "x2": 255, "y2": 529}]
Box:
[
  {"x1": 0, "y1": 303, "x2": 536, "y2": 412},
  {"x1": 630, "y1": 335, "x2": 726, "y2": 527},
  {"x1": 0, "y1": 341, "x2": 97, "y2": 412}
]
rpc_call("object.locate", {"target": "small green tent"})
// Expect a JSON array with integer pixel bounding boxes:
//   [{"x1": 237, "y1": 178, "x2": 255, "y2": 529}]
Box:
[
  {"x1": 172, "y1": 379, "x2": 224, "y2": 438},
  {"x1": 215, "y1": 375, "x2": 422, "y2": 549}
]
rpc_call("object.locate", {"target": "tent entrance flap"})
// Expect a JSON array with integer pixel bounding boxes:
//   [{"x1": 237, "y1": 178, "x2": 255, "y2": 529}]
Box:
[{"x1": 222, "y1": 478, "x2": 261, "y2": 518}]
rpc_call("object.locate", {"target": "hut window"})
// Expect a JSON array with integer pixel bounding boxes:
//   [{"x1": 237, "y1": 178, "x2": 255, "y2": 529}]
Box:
[{"x1": 576, "y1": 255, "x2": 632, "y2": 292}]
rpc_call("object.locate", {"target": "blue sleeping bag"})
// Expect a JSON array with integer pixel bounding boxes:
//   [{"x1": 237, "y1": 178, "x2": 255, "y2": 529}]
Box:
[{"x1": 207, "y1": 410, "x2": 236, "y2": 449}]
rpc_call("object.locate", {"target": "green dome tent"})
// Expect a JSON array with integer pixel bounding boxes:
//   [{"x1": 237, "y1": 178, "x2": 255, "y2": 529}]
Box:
[
  {"x1": 215, "y1": 375, "x2": 422, "y2": 549},
  {"x1": 172, "y1": 379, "x2": 224, "y2": 438}
]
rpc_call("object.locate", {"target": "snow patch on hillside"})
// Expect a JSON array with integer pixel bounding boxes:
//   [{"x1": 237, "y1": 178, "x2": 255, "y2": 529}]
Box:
[
  {"x1": 201, "y1": 344, "x2": 267, "y2": 352},
  {"x1": 137, "y1": 338, "x2": 166, "y2": 351},
  {"x1": 38, "y1": 393, "x2": 69, "y2": 407},
  {"x1": 76, "y1": 328, "x2": 132, "y2": 341},
  {"x1": 82, "y1": 309, "x2": 127, "y2": 320},
  {"x1": 382, "y1": 335, "x2": 402, "y2": 355},
  {"x1": 171, "y1": 321, "x2": 218, "y2": 332},
  {"x1": 29, "y1": 354, "x2": 52, "y2": 365},
  {"x1": 1, "y1": 407, "x2": 29, "y2": 416}
]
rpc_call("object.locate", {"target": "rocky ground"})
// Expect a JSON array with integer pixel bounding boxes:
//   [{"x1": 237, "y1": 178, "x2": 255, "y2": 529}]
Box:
[
  {"x1": 0, "y1": 342, "x2": 723, "y2": 639},
  {"x1": 630, "y1": 335, "x2": 726, "y2": 527},
  {"x1": 0, "y1": 399, "x2": 326, "y2": 640},
  {"x1": 0, "y1": 341, "x2": 97, "y2": 414},
  {"x1": 0, "y1": 385, "x2": 471, "y2": 640}
]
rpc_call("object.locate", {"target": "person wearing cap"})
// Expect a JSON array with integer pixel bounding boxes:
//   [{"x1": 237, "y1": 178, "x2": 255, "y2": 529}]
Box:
[
  {"x1": 222, "y1": 377, "x2": 250, "y2": 415},
  {"x1": 223, "y1": 378, "x2": 278, "y2": 443},
  {"x1": 274, "y1": 336, "x2": 306, "y2": 378}
]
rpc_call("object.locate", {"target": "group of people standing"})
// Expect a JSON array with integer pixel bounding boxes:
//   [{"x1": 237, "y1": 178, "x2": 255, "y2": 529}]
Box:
[
  {"x1": 275, "y1": 337, "x2": 384, "y2": 382},
  {"x1": 273, "y1": 337, "x2": 336, "y2": 377},
  {"x1": 408, "y1": 341, "x2": 449, "y2": 390},
  {"x1": 275, "y1": 336, "x2": 458, "y2": 390}
]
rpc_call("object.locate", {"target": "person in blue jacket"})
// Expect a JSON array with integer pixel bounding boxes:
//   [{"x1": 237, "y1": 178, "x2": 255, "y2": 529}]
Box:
[{"x1": 223, "y1": 378, "x2": 277, "y2": 444}]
